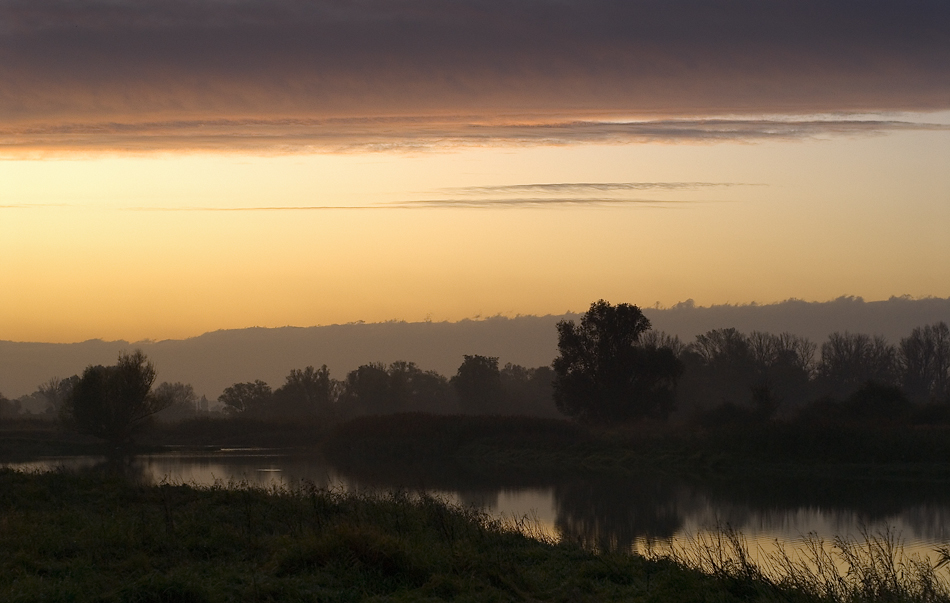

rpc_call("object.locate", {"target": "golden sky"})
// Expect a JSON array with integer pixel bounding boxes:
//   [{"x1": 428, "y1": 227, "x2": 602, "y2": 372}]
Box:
[{"x1": 2, "y1": 0, "x2": 949, "y2": 343}]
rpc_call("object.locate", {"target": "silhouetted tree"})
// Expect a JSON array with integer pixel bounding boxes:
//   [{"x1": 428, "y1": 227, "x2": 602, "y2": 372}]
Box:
[
  {"x1": 748, "y1": 331, "x2": 815, "y2": 411},
  {"x1": 37, "y1": 376, "x2": 80, "y2": 417},
  {"x1": 452, "y1": 355, "x2": 504, "y2": 414},
  {"x1": 900, "y1": 322, "x2": 950, "y2": 404},
  {"x1": 388, "y1": 361, "x2": 454, "y2": 414},
  {"x1": 219, "y1": 380, "x2": 273, "y2": 416},
  {"x1": 341, "y1": 361, "x2": 455, "y2": 415},
  {"x1": 817, "y1": 332, "x2": 897, "y2": 398},
  {"x1": 60, "y1": 351, "x2": 169, "y2": 446},
  {"x1": 0, "y1": 392, "x2": 20, "y2": 420},
  {"x1": 343, "y1": 363, "x2": 392, "y2": 414},
  {"x1": 273, "y1": 365, "x2": 335, "y2": 416},
  {"x1": 685, "y1": 328, "x2": 758, "y2": 409},
  {"x1": 384, "y1": 361, "x2": 418, "y2": 413},
  {"x1": 639, "y1": 331, "x2": 686, "y2": 356},
  {"x1": 553, "y1": 300, "x2": 683, "y2": 423}
]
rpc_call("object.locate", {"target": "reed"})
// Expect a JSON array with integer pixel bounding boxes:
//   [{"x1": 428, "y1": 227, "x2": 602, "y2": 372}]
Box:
[{"x1": 664, "y1": 525, "x2": 950, "y2": 603}]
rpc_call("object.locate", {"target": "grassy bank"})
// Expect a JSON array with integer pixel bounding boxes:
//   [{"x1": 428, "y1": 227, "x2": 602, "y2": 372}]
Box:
[{"x1": 2, "y1": 468, "x2": 949, "y2": 603}]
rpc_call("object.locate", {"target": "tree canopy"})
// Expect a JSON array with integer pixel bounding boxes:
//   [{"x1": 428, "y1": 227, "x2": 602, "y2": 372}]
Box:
[
  {"x1": 553, "y1": 300, "x2": 683, "y2": 423},
  {"x1": 61, "y1": 351, "x2": 169, "y2": 446},
  {"x1": 451, "y1": 355, "x2": 503, "y2": 414},
  {"x1": 218, "y1": 380, "x2": 273, "y2": 416}
]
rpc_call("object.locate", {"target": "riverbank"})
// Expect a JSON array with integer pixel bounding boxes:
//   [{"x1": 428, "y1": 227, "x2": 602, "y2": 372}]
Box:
[
  {"x1": 0, "y1": 416, "x2": 331, "y2": 460},
  {"x1": 2, "y1": 468, "x2": 947, "y2": 603},
  {"x1": 322, "y1": 413, "x2": 950, "y2": 482},
  {"x1": 7, "y1": 413, "x2": 950, "y2": 481}
]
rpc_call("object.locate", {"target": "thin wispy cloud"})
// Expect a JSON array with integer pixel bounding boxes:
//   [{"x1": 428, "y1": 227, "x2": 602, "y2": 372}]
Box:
[
  {"x1": 127, "y1": 198, "x2": 695, "y2": 210},
  {"x1": 442, "y1": 182, "x2": 757, "y2": 195},
  {"x1": 2, "y1": 118, "x2": 946, "y2": 156},
  {"x1": 381, "y1": 198, "x2": 697, "y2": 208},
  {"x1": 2, "y1": 190, "x2": 709, "y2": 211}
]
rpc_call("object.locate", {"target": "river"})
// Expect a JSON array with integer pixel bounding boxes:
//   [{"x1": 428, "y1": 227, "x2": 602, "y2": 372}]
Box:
[{"x1": 7, "y1": 449, "x2": 950, "y2": 567}]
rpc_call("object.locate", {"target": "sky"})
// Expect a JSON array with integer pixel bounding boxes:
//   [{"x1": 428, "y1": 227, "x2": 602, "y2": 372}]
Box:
[{"x1": 1, "y1": 0, "x2": 949, "y2": 343}]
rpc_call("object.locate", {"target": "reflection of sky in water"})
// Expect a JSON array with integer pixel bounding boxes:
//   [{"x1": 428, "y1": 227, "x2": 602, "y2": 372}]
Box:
[
  {"x1": 673, "y1": 504, "x2": 950, "y2": 569},
  {"x1": 6, "y1": 452, "x2": 950, "y2": 564}
]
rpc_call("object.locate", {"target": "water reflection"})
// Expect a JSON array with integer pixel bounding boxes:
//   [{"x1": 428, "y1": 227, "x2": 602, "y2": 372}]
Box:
[
  {"x1": 6, "y1": 451, "x2": 950, "y2": 556},
  {"x1": 552, "y1": 473, "x2": 950, "y2": 551},
  {"x1": 554, "y1": 476, "x2": 689, "y2": 550}
]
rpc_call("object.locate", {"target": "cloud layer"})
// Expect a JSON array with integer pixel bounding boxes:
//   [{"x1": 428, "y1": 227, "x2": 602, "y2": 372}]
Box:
[
  {"x1": 2, "y1": 0, "x2": 948, "y2": 153},
  {"x1": 2, "y1": 117, "x2": 947, "y2": 155}
]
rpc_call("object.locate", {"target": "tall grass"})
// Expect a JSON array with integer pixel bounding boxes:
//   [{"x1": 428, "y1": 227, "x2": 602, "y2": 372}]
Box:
[
  {"x1": 4, "y1": 468, "x2": 950, "y2": 602},
  {"x1": 663, "y1": 525, "x2": 950, "y2": 603}
]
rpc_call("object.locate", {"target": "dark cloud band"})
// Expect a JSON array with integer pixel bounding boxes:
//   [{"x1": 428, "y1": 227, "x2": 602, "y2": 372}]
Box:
[{"x1": 1, "y1": 0, "x2": 948, "y2": 137}]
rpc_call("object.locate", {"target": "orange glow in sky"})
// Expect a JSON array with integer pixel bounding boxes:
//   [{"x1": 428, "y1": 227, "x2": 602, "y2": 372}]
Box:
[
  {"x1": 3, "y1": 121, "x2": 949, "y2": 343},
  {"x1": 2, "y1": 1, "x2": 949, "y2": 342}
]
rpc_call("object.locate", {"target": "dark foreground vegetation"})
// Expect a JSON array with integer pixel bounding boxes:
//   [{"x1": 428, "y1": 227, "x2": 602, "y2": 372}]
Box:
[{"x1": 3, "y1": 468, "x2": 950, "y2": 603}]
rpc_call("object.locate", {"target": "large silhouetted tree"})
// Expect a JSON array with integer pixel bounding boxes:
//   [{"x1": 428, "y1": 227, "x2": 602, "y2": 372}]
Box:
[
  {"x1": 553, "y1": 300, "x2": 683, "y2": 423},
  {"x1": 61, "y1": 351, "x2": 169, "y2": 446}
]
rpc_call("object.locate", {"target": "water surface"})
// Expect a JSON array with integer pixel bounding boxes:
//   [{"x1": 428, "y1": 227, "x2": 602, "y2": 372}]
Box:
[{"x1": 8, "y1": 450, "x2": 950, "y2": 565}]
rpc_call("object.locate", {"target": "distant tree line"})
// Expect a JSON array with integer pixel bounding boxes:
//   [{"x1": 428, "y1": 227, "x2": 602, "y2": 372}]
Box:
[
  {"x1": 670, "y1": 321, "x2": 950, "y2": 423},
  {"x1": 216, "y1": 357, "x2": 558, "y2": 420},
  {"x1": 181, "y1": 306, "x2": 950, "y2": 425},
  {"x1": 3, "y1": 301, "x2": 948, "y2": 437},
  {"x1": 550, "y1": 301, "x2": 950, "y2": 425}
]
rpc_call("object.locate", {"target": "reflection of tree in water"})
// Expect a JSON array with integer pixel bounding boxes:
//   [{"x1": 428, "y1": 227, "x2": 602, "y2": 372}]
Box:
[
  {"x1": 703, "y1": 477, "x2": 950, "y2": 520},
  {"x1": 695, "y1": 476, "x2": 950, "y2": 543},
  {"x1": 900, "y1": 506, "x2": 950, "y2": 542},
  {"x1": 552, "y1": 473, "x2": 950, "y2": 550},
  {"x1": 82, "y1": 453, "x2": 151, "y2": 484},
  {"x1": 554, "y1": 475, "x2": 695, "y2": 552}
]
